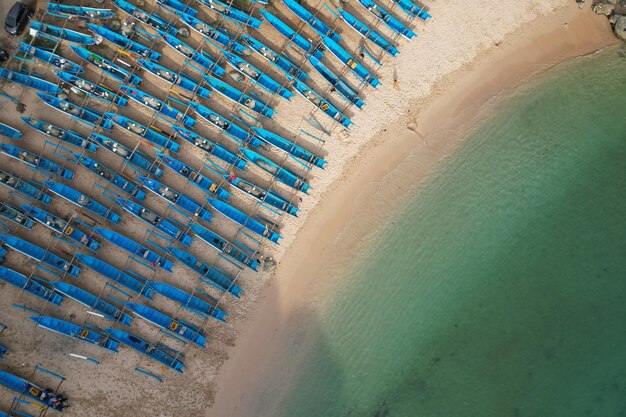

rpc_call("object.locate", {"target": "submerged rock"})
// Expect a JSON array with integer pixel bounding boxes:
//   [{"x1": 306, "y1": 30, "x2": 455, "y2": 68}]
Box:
[
  {"x1": 594, "y1": 2, "x2": 616, "y2": 15},
  {"x1": 615, "y1": 16, "x2": 626, "y2": 40}
]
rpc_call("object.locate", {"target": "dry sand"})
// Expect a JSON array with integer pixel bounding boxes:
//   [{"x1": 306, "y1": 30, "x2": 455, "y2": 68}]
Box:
[{"x1": 0, "y1": 0, "x2": 617, "y2": 416}]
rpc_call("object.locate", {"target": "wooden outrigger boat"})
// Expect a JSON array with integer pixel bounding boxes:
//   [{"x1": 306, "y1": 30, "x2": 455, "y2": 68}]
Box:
[
  {"x1": 124, "y1": 302, "x2": 207, "y2": 348},
  {"x1": 0, "y1": 68, "x2": 62, "y2": 94},
  {"x1": 283, "y1": 0, "x2": 341, "y2": 42},
  {"x1": 90, "y1": 133, "x2": 164, "y2": 177},
  {"x1": 104, "y1": 328, "x2": 185, "y2": 372},
  {"x1": 241, "y1": 148, "x2": 311, "y2": 193},
  {"x1": 87, "y1": 23, "x2": 161, "y2": 61},
  {"x1": 112, "y1": 0, "x2": 178, "y2": 35},
  {"x1": 0, "y1": 122, "x2": 21, "y2": 140},
  {"x1": 148, "y1": 281, "x2": 227, "y2": 321},
  {"x1": 30, "y1": 21, "x2": 95, "y2": 44},
  {"x1": 3, "y1": 235, "x2": 81, "y2": 277},
  {"x1": 0, "y1": 266, "x2": 63, "y2": 305},
  {"x1": 206, "y1": 197, "x2": 282, "y2": 243},
  {"x1": 71, "y1": 45, "x2": 142, "y2": 86},
  {"x1": 288, "y1": 75, "x2": 352, "y2": 127},
  {"x1": 94, "y1": 227, "x2": 174, "y2": 272},
  {"x1": 169, "y1": 245, "x2": 242, "y2": 296},
  {"x1": 189, "y1": 223, "x2": 260, "y2": 271},
  {"x1": 172, "y1": 125, "x2": 248, "y2": 168},
  {"x1": 252, "y1": 125, "x2": 327, "y2": 169},
  {"x1": 157, "y1": 153, "x2": 231, "y2": 200},
  {"x1": 202, "y1": 74, "x2": 275, "y2": 118},
  {"x1": 24, "y1": 205, "x2": 101, "y2": 252},
  {"x1": 51, "y1": 281, "x2": 133, "y2": 326},
  {"x1": 189, "y1": 101, "x2": 263, "y2": 148},
  {"x1": 54, "y1": 70, "x2": 128, "y2": 107},
  {"x1": 0, "y1": 144, "x2": 74, "y2": 180},
  {"x1": 322, "y1": 35, "x2": 380, "y2": 88},
  {"x1": 239, "y1": 34, "x2": 309, "y2": 81},
  {"x1": 179, "y1": 13, "x2": 252, "y2": 56},
  {"x1": 47, "y1": 3, "x2": 116, "y2": 19},
  {"x1": 116, "y1": 198, "x2": 194, "y2": 246},
  {"x1": 138, "y1": 59, "x2": 211, "y2": 98},
  {"x1": 197, "y1": 0, "x2": 262, "y2": 28},
  {"x1": 138, "y1": 176, "x2": 215, "y2": 224},
  {"x1": 227, "y1": 174, "x2": 299, "y2": 216},
  {"x1": 120, "y1": 85, "x2": 195, "y2": 127},
  {"x1": 0, "y1": 168, "x2": 52, "y2": 205},
  {"x1": 17, "y1": 41, "x2": 84, "y2": 74},
  {"x1": 259, "y1": 9, "x2": 324, "y2": 59},
  {"x1": 159, "y1": 31, "x2": 226, "y2": 78},
  {"x1": 37, "y1": 93, "x2": 114, "y2": 130},
  {"x1": 222, "y1": 52, "x2": 293, "y2": 100},
  {"x1": 105, "y1": 112, "x2": 180, "y2": 153},
  {"x1": 337, "y1": 7, "x2": 399, "y2": 57},
  {"x1": 357, "y1": 0, "x2": 416, "y2": 40},
  {"x1": 23, "y1": 117, "x2": 98, "y2": 153},
  {"x1": 75, "y1": 154, "x2": 146, "y2": 200},
  {"x1": 31, "y1": 316, "x2": 120, "y2": 352},
  {"x1": 0, "y1": 202, "x2": 34, "y2": 229},
  {"x1": 308, "y1": 54, "x2": 364, "y2": 109},
  {"x1": 45, "y1": 180, "x2": 121, "y2": 224},
  {"x1": 76, "y1": 254, "x2": 154, "y2": 298},
  {"x1": 0, "y1": 370, "x2": 68, "y2": 411}
]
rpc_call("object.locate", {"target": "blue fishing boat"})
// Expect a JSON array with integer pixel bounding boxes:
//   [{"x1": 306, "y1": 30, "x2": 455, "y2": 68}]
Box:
[
  {"x1": 74, "y1": 154, "x2": 146, "y2": 200},
  {"x1": 189, "y1": 223, "x2": 260, "y2": 271},
  {"x1": 338, "y1": 7, "x2": 399, "y2": 57},
  {"x1": 0, "y1": 266, "x2": 63, "y2": 305},
  {"x1": 188, "y1": 102, "x2": 263, "y2": 148},
  {"x1": 158, "y1": 31, "x2": 225, "y2": 78},
  {"x1": 148, "y1": 281, "x2": 227, "y2": 321},
  {"x1": 76, "y1": 254, "x2": 154, "y2": 298},
  {"x1": 0, "y1": 202, "x2": 34, "y2": 229},
  {"x1": 87, "y1": 24, "x2": 161, "y2": 61},
  {"x1": 138, "y1": 176, "x2": 214, "y2": 224},
  {"x1": 308, "y1": 54, "x2": 364, "y2": 108},
  {"x1": 31, "y1": 316, "x2": 119, "y2": 352},
  {"x1": 51, "y1": 281, "x2": 133, "y2": 326},
  {"x1": 322, "y1": 35, "x2": 380, "y2": 88},
  {"x1": 288, "y1": 76, "x2": 352, "y2": 127},
  {"x1": 124, "y1": 302, "x2": 206, "y2": 348},
  {"x1": 55, "y1": 70, "x2": 127, "y2": 106},
  {"x1": 259, "y1": 9, "x2": 324, "y2": 59},
  {"x1": 283, "y1": 0, "x2": 341, "y2": 42},
  {"x1": 30, "y1": 21, "x2": 95, "y2": 44},
  {"x1": 71, "y1": 45, "x2": 142, "y2": 85},
  {"x1": 112, "y1": 0, "x2": 178, "y2": 35},
  {"x1": 157, "y1": 153, "x2": 230, "y2": 200},
  {"x1": 116, "y1": 198, "x2": 194, "y2": 246},
  {"x1": 45, "y1": 180, "x2": 121, "y2": 224},
  {"x1": 22, "y1": 117, "x2": 98, "y2": 153},
  {"x1": 47, "y1": 3, "x2": 115, "y2": 19},
  {"x1": 0, "y1": 68, "x2": 62, "y2": 94},
  {"x1": 105, "y1": 113, "x2": 180, "y2": 153},
  {"x1": 225, "y1": 174, "x2": 299, "y2": 216},
  {"x1": 1, "y1": 144, "x2": 73, "y2": 180},
  {"x1": 0, "y1": 370, "x2": 68, "y2": 411},
  {"x1": 253, "y1": 126, "x2": 326, "y2": 169},
  {"x1": 202, "y1": 74, "x2": 275, "y2": 118},
  {"x1": 169, "y1": 245, "x2": 242, "y2": 296},
  {"x1": 223, "y1": 52, "x2": 293, "y2": 99},
  {"x1": 0, "y1": 122, "x2": 21, "y2": 139},
  {"x1": 120, "y1": 85, "x2": 195, "y2": 127},
  {"x1": 4, "y1": 235, "x2": 81, "y2": 277},
  {"x1": 171, "y1": 125, "x2": 247, "y2": 168},
  {"x1": 138, "y1": 59, "x2": 211, "y2": 98},
  {"x1": 240, "y1": 34, "x2": 308, "y2": 81},
  {"x1": 241, "y1": 148, "x2": 311, "y2": 193},
  {"x1": 90, "y1": 133, "x2": 164, "y2": 177},
  {"x1": 392, "y1": 0, "x2": 431, "y2": 20},
  {"x1": 179, "y1": 14, "x2": 251, "y2": 56},
  {"x1": 94, "y1": 228, "x2": 174, "y2": 272},
  {"x1": 37, "y1": 93, "x2": 114, "y2": 130},
  {"x1": 197, "y1": 0, "x2": 262, "y2": 28},
  {"x1": 156, "y1": 0, "x2": 198, "y2": 17},
  {"x1": 0, "y1": 345, "x2": 6, "y2": 360},
  {"x1": 0, "y1": 168, "x2": 52, "y2": 205},
  {"x1": 357, "y1": 0, "x2": 416, "y2": 39},
  {"x1": 17, "y1": 41, "x2": 84, "y2": 74},
  {"x1": 24, "y1": 205, "x2": 101, "y2": 252},
  {"x1": 206, "y1": 197, "x2": 282, "y2": 243},
  {"x1": 104, "y1": 328, "x2": 185, "y2": 372}
]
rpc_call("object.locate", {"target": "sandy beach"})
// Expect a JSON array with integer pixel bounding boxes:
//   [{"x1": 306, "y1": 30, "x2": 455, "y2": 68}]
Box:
[
  {"x1": 0, "y1": 0, "x2": 618, "y2": 416},
  {"x1": 210, "y1": 2, "x2": 618, "y2": 416}
]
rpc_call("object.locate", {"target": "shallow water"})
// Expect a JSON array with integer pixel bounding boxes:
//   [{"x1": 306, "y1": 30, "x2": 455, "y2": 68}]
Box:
[{"x1": 273, "y1": 46, "x2": 626, "y2": 417}]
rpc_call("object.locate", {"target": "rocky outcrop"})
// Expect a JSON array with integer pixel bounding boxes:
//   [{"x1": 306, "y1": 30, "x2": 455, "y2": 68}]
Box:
[{"x1": 593, "y1": 0, "x2": 626, "y2": 40}]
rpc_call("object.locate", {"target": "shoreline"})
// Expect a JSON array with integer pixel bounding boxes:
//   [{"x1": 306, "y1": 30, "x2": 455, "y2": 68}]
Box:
[{"x1": 210, "y1": 2, "x2": 618, "y2": 416}]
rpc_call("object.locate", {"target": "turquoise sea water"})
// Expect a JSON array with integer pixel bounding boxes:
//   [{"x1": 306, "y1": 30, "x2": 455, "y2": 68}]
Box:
[{"x1": 274, "y1": 47, "x2": 626, "y2": 416}]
